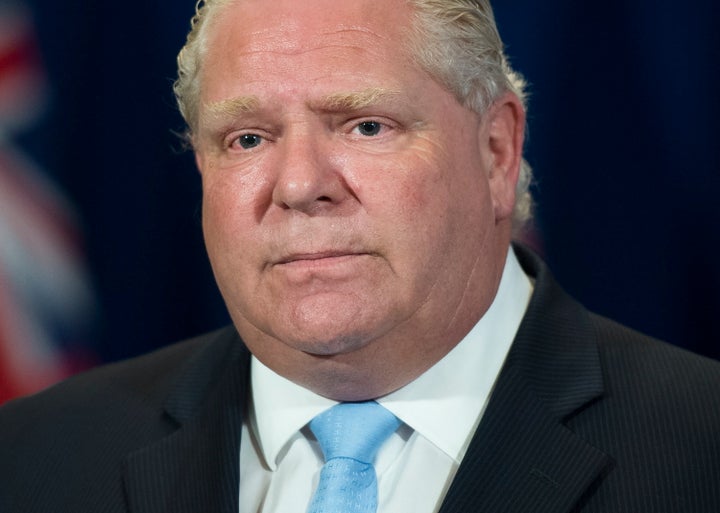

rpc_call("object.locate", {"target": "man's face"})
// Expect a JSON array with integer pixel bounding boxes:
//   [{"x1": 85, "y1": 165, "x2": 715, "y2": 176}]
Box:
[{"x1": 194, "y1": 0, "x2": 523, "y2": 399}]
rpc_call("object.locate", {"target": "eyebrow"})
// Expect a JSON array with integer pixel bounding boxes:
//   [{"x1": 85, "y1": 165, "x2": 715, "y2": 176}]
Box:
[
  {"x1": 202, "y1": 87, "x2": 402, "y2": 122},
  {"x1": 317, "y1": 88, "x2": 403, "y2": 112},
  {"x1": 203, "y1": 95, "x2": 261, "y2": 121}
]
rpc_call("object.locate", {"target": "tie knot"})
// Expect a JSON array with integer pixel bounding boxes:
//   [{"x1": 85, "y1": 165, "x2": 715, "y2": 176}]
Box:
[{"x1": 310, "y1": 401, "x2": 401, "y2": 463}]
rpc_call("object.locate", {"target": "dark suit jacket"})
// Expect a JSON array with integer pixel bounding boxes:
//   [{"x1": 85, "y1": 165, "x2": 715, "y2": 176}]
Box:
[{"x1": 1, "y1": 245, "x2": 719, "y2": 512}]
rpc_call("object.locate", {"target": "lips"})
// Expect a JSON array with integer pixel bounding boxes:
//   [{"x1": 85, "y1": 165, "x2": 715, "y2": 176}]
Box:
[{"x1": 275, "y1": 251, "x2": 367, "y2": 266}]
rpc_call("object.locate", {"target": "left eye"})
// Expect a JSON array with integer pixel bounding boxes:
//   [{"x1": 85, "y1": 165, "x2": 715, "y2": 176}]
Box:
[{"x1": 354, "y1": 121, "x2": 383, "y2": 137}]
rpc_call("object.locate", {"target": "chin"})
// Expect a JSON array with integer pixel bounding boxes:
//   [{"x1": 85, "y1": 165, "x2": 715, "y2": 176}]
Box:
[
  {"x1": 276, "y1": 295, "x2": 389, "y2": 356},
  {"x1": 301, "y1": 353, "x2": 392, "y2": 402},
  {"x1": 290, "y1": 330, "x2": 372, "y2": 357}
]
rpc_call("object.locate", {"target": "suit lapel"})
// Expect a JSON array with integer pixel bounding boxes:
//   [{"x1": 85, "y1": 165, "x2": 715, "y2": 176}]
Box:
[
  {"x1": 438, "y1": 246, "x2": 614, "y2": 513},
  {"x1": 123, "y1": 328, "x2": 250, "y2": 513},
  {"x1": 438, "y1": 365, "x2": 611, "y2": 513}
]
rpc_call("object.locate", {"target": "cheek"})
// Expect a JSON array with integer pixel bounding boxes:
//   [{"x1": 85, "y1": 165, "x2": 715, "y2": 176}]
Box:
[
  {"x1": 201, "y1": 175, "x2": 270, "y2": 318},
  {"x1": 200, "y1": 166, "x2": 276, "y2": 298},
  {"x1": 356, "y1": 155, "x2": 452, "y2": 275},
  {"x1": 380, "y1": 146, "x2": 492, "y2": 262},
  {"x1": 352, "y1": 143, "x2": 445, "y2": 213},
  {"x1": 201, "y1": 163, "x2": 272, "y2": 239}
]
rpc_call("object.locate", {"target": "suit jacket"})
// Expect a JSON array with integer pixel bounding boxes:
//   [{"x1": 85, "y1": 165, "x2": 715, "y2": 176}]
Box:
[{"x1": 1, "y1": 245, "x2": 719, "y2": 512}]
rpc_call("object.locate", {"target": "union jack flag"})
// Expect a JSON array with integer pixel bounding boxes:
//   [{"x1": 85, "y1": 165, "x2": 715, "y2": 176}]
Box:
[{"x1": 0, "y1": 1, "x2": 97, "y2": 403}]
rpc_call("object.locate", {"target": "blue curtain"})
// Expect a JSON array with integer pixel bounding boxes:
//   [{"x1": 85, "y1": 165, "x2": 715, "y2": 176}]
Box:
[
  {"x1": 21, "y1": 0, "x2": 720, "y2": 362},
  {"x1": 494, "y1": 1, "x2": 720, "y2": 358}
]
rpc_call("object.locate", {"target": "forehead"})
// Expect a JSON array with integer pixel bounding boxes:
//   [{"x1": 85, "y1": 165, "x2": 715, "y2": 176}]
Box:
[
  {"x1": 206, "y1": 0, "x2": 413, "y2": 46},
  {"x1": 200, "y1": 0, "x2": 418, "y2": 100}
]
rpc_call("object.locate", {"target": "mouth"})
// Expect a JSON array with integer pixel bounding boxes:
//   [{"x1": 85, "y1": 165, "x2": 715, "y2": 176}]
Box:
[
  {"x1": 269, "y1": 250, "x2": 379, "y2": 283},
  {"x1": 275, "y1": 251, "x2": 369, "y2": 266}
]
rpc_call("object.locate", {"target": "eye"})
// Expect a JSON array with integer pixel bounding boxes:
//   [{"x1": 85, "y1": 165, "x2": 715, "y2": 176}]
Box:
[
  {"x1": 234, "y1": 133, "x2": 263, "y2": 150},
  {"x1": 353, "y1": 121, "x2": 383, "y2": 137}
]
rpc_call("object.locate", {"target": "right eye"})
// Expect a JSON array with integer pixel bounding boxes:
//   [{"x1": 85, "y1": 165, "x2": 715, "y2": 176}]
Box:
[{"x1": 233, "y1": 133, "x2": 263, "y2": 150}]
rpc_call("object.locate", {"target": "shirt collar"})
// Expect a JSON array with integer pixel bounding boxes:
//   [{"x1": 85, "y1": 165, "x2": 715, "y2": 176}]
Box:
[
  {"x1": 250, "y1": 357, "x2": 334, "y2": 470},
  {"x1": 250, "y1": 247, "x2": 533, "y2": 469}
]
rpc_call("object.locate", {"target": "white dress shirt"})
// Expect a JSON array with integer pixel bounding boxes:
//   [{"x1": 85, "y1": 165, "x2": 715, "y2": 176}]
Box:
[{"x1": 239, "y1": 247, "x2": 533, "y2": 513}]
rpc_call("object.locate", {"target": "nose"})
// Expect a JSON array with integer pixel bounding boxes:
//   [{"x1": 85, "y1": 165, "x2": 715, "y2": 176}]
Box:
[{"x1": 271, "y1": 130, "x2": 350, "y2": 214}]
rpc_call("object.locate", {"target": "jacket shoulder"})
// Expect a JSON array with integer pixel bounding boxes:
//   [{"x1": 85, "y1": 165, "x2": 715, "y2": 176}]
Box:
[
  {"x1": 1, "y1": 327, "x2": 225, "y2": 420},
  {"x1": 0, "y1": 326, "x2": 242, "y2": 512},
  {"x1": 589, "y1": 312, "x2": 720, "y2": 392},
  {"x1": 571, "y1": 314, "x2": 720, "y2": 509}
]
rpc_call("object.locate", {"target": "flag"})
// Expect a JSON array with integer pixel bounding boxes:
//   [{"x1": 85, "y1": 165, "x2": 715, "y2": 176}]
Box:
[{"x1": 0, "y1": 1, "x2": 97, "y2": 403}]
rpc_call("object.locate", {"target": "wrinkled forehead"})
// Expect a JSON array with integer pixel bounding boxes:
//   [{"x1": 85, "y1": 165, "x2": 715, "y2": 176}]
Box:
[
  {"x1": 201, "y1": 0, "x2": 414, "y2": 56},
  {"x1": 196, "y1": 0, "x2": 420, "y2": 103}
]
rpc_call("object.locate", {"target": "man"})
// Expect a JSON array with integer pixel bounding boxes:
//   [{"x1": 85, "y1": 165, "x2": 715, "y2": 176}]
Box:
[{"x1": 1, "y1": 0, "x2": 718, "y2": 512}]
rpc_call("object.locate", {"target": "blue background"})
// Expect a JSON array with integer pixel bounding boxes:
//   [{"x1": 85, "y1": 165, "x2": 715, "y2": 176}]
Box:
[{"x1": 19, "y1": 0, "x2": 720, "y2": 363}]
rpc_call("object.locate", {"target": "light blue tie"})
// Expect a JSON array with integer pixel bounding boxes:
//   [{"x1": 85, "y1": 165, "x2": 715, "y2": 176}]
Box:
[{"x1": 308, "y1": 401, "x2": 401, "y2": 513}]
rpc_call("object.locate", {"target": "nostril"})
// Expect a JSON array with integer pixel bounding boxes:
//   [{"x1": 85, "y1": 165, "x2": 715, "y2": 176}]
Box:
[{"x1": 317, "y1": 195, "x2": 332, "y2": 202}]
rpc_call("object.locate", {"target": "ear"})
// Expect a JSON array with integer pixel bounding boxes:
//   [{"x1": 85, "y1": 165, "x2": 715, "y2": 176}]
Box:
[
  {"x1": 194, "y1": 141, "x2": 213, "y2": 177},
  {"x1": 194, "y1": 150, "x2": 204, "y2": 173},
  {"x1": 482, "y1": 92, "x2": 526, "y2": 222},
  {"x1": 191, "y1": 130, "x2": 211, "y2": 175}
]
